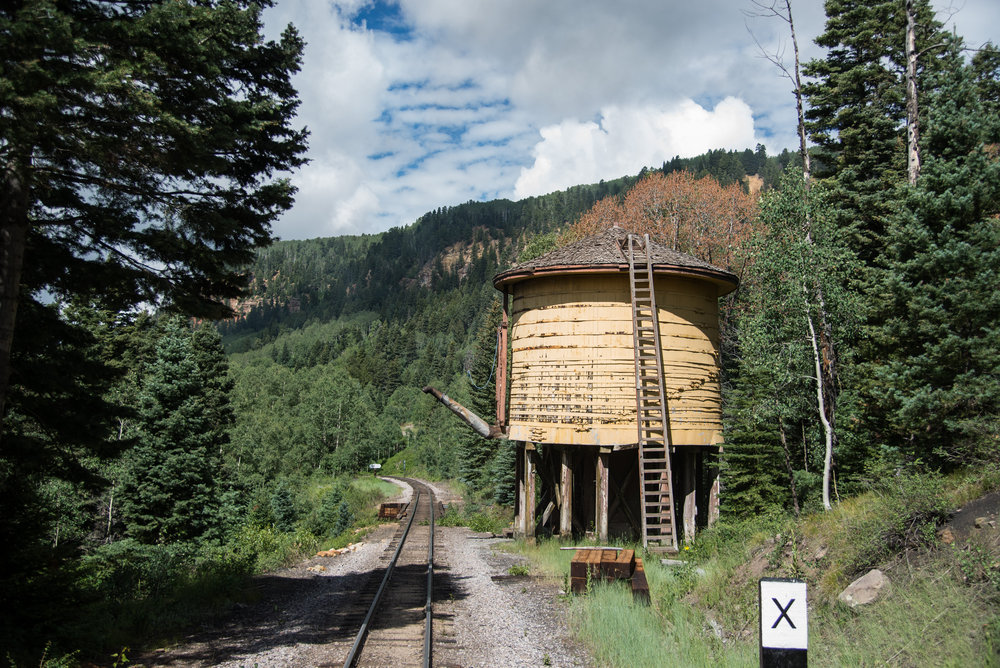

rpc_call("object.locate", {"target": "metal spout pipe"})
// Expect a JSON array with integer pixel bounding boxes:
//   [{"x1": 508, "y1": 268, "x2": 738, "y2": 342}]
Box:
[{"x1": 422, "y1": 386, "x2": 505, "y2": 439}]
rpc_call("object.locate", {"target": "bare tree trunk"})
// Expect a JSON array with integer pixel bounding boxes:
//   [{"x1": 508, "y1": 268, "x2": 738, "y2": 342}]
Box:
[
  {"x1": 786, "y1": 0, "x2": 811, "y2": 186},
  {"x1": 0, "y1": 162, "x2": 30, "y2": 442},
  {"x1": 107, "y1": 490, "x2": 115, "y2": 539},
  {"x1": 778, "y1": 421, "x2": 800, "y2": 516},
  {"x1": 750, "y1": 0, "x2": 840, "y2": 510},
  {"x1": 906, "y1": 0, "x2": 921, "y2": 185},
  {"x1": 807, "y1": 308, "x2": 834, "y2": 511}
]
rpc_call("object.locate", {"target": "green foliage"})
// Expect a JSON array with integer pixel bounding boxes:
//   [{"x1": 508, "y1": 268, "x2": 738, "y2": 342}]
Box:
[
  {"x1": 302, "y1": 480, "x2": 358, "y2": 538},
  {"x1": 661, "y1": 144, "x2": 796, "y2": 191},
  {"x1": 725, "y1": 169, "x2": 864, "y2": 513},
  {"x1": 487, "y1": 440, "x2": 518, "y2": 506},
  {"x1": 269, "y1": 480, "x2": 298, "y2": 533},
  {"x1": 459, "y1": 298, "x2": 501, "y2": 491},
  {"x1": 870, "y1": 40, "x2": 1000, "y2": 467},
  {"x1": 218, "y1": 177, "x2": 637, "y2": 350},
  {"x1": 308, "y1": 484, "x2": 345, "y2": 536},
  {"x1": 119, "y1": 317, "x2": 228, "y2": 545},
  {"x1": 80, "y1": 539, "x2": 191, "y2": 604},
  {"x1": 436, "y1": 501, "x2": 512, "y2": 534},
  {"x1": 801, "y1": 0, "x2": 946, "y2": 263},
  {"x1": 1, "y1": 0, "x2": 306, "y2": 320},
  {"x1": 517, "y1": 231, "x2": 561, "y2": 262}
]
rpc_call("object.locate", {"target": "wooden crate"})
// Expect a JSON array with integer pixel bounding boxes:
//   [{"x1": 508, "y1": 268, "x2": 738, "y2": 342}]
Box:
[
  {"x1": 378, "y1": 502, "x2": 408, "y2": 520},
  {"x1": 570, "y1": 548, "x2": 639, "y2": 594}
]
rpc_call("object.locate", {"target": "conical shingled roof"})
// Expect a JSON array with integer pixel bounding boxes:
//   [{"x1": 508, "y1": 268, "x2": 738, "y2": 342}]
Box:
[{"x1": 493, "y1": 226, "x2": 739, "y2": 295}]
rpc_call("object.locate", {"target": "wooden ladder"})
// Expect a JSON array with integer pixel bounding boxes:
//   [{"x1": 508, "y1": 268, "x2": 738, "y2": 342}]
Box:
[{"x1": 626, "y1": 234, "x2": 678, "y2": 552}]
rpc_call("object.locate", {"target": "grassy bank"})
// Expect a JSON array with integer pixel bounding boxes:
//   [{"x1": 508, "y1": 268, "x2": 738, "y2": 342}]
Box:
[{"x1": 510, "y1": 469, "x2": 1000, "y2": 667}]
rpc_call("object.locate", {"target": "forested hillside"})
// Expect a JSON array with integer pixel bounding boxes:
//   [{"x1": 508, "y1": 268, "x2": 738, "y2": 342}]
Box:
[{"x1": 213, "y1": 147, "x2": 796, "y2": 505}]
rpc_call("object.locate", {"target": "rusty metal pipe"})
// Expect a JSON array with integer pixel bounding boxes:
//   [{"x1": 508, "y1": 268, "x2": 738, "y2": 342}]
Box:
[{"x1": 422, "y1": 386, "x2": 504, "y2": 439}]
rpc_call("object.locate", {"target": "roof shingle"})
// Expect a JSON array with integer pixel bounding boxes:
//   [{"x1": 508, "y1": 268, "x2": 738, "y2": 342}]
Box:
[{"x1": 493, "y1": 226, "x2": 739, "y2": 294}]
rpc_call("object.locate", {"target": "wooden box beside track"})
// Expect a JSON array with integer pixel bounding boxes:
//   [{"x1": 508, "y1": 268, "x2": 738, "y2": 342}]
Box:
[
  {"x1": 570, "y1": 548, "x2": 641, "y2": 596},
  {"x1": 378, "y1": 502, "x2": 408, "y2": 520}
]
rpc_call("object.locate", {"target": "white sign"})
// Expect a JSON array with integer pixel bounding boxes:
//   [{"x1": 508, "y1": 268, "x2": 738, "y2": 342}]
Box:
[
  {"x1": 759, "y1": 578, "x2": 808, "y2": 650},
  {"x1": 369, "y1": 463, "x2": 382, "y2": 470}
]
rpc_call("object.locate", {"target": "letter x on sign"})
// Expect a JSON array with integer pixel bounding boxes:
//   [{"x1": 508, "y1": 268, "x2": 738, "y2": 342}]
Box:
[{"x1": 771, "y1": 598, "x2": 795, "y2": 629}]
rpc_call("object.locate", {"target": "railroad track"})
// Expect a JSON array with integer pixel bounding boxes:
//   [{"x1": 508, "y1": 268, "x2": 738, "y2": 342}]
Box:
[{"x1": 336, "y1": 477, "x2": 439, "y2": 668}]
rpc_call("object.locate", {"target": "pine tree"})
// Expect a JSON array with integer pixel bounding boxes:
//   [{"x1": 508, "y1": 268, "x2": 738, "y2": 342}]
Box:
[
  {"x1": 120, "y1": 317, "x2": 222, "y2": 544},
  {"x1": 190, "y1": 323, "x2": 234, "y2": 457},
  {"x1": 0, "y1": 1, "x2": 307, "y2": 426},
  {"x1": 269, "y1": 480, "x2": 297, "y2": 533},
  {"x1": 487, "y1": 440, "x2": 518, "y2": 507},
  {"x1": 459, "y1": 298, "x2": 502, "y2": 491},
  {"x1": 873, "y1": 39, "x2": 1000, "y2": 466},
  {"x1": 802, "y1": 0, "x2": 946, "y2": 263}
]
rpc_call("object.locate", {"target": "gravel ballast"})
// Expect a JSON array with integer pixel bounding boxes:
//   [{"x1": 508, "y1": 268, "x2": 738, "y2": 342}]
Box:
[{"x1": 142, "y1": 479, "x2": 591, "y2": 667}]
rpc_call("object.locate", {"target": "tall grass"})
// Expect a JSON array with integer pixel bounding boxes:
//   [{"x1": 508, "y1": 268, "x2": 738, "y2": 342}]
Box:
[
  {"x1": 570, "y1": 579, "x2": 748, "y2": 668},
  {"x1": 510, "y1": 468, "x2": 1000, "y2": 667},
  {"x1": 810, "y1": 549, "x2": 992, "y2": 666}
]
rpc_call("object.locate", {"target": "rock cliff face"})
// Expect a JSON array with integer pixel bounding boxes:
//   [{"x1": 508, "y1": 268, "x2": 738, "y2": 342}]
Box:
[{"x1": 415, "y1": 236, "x2": 502, "y2": 288}]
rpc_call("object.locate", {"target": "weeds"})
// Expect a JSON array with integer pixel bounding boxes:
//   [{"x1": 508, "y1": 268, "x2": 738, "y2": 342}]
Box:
[
  {"x1": 508, "y1": 469, "x2": 1000, "y2": 667},
  {"x1": 955, "y1": 542, "x2": 1000, "y2": 594},
  {"x1": 436, "y1": 501, "x2": 511, "y2": 534},
  {"x1": 841, "y1": 472, "x2": 951, "y2": 575}
]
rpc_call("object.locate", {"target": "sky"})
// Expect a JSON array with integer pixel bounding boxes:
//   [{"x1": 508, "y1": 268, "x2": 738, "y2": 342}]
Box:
[{"x1": 262, "y1": 0, "x2": 1000, "y2": 241}]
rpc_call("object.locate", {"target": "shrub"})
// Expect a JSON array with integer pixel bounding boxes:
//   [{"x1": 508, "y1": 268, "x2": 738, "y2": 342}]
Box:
[
  {"x1": 844, "y1": 472, "x2": 951, "y2": 574},
  {"x1": 79, "y1": 539, "x2": 189, "y2": 603}
]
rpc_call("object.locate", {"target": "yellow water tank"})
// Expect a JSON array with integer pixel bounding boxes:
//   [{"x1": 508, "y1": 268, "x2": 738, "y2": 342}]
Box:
[{"x1": 493, "y1": 227, "x2": 738, "y2": 447}]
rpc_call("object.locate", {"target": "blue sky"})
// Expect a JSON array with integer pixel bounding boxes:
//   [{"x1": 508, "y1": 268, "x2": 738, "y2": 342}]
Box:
[{"x1": 263, "y1": 0, "x2": 1000, "y2": 240}]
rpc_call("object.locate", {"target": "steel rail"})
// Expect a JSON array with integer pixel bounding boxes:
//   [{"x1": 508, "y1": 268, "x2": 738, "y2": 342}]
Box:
[
  {"x1": 343, "y1": 491, "x2": 421, "y2": 668},
  {"x1": 423, "y1": 495, "x2": 434, "y2": 668}
]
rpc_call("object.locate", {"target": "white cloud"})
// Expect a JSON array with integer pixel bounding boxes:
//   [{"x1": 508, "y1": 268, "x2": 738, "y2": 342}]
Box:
[
  {"x1": 260, "y1": 0, "x2": 1000, "y2": 240},
  {"x1": 514, "y1": 98, "x2": 758, "y2": 199}
]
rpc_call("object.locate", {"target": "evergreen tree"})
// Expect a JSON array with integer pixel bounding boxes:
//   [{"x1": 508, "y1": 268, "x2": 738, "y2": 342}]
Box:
[
  {"x1": 873, "y1": 40, "x2": 1000, "y2": 466},
  {"x1": 190, "y1": 323, "x2": 234, "y2": 458},
  {"x1": 269, "y1": 480, "x2": 297, "y2": 533},
  {"x1": 120, "y1": 318, "x2": 222, "y2": 544},
  {"x1": 0, "y1": 1, "x2": 307, "y2": 425},
  {"x1": 459, "y1": 298, "x2": 501, "y2": 491},
  {"x1": 802, "y1": 0, "x2": 945, "y2": 263},
  {"x1": 487, "y1": 440, "x2": 518, "y2": 506}
]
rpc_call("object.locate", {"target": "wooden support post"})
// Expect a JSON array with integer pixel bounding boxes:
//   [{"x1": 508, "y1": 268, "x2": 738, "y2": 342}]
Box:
[
  {"x1": 497, "y1": 292, "x2": 508, "y2": 428},
  {"x1": 596, "y1": 449, "x2": 610, "y2": 542},
  {"x1": 560, "y1": 447, "x2": 573, "y2": 537},
  {"x1": 541, "y1": 501, "x2": 556, "y2": 526},
  {"x1": 708, "y1": 446, "x2": 721, "y2": 527},
  {"x1": 515, "y1": 442, "x2": 524, "y2": 533},
  {"x1": 682, "y1": 450, "x2": 697, "y2": 544},
  {"x1": 524, "y1": 446, "x2": 537, "y2": 543}
]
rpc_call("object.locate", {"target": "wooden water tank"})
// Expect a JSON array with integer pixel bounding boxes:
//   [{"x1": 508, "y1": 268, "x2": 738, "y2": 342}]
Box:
[{"x1": 493, "y1": 227, "x2": 738, "y2": 447}]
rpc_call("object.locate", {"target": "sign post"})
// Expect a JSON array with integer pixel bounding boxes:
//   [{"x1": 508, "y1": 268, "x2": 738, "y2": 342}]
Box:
[{"x1": 759, "y1": 578, "x2": 807, "y2": 667}]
